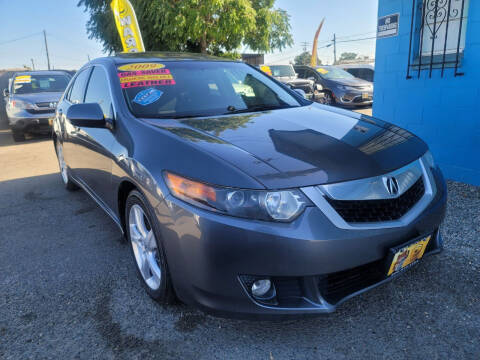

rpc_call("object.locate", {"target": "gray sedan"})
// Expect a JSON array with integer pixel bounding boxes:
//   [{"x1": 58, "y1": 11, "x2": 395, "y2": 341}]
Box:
[{"x1": 52, "y1": 53, "x2": 446, "y2": 318}]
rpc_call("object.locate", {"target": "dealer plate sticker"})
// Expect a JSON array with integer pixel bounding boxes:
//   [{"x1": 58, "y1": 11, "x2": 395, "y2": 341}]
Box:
[
  {"x1": 133, "y1": 88, "x2": 163, "y2": 106},
  {"x1": 387, "y1": 235, "x2": 431, "y2": 276}
]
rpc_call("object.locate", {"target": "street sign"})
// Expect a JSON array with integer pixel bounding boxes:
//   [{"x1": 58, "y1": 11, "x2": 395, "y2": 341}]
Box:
[{"x1": 377, "y1": 13, "x2": 399, "y2": 38}]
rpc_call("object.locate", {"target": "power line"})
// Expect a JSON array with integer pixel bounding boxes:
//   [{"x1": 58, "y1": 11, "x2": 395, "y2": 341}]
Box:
[{"x1": 0, "y1": 32, "x2": 42, "y2": 45}]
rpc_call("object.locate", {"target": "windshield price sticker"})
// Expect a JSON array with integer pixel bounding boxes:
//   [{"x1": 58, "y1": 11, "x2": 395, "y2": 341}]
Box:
[
  {"x1": 118, "y1": 68, "x2": 171, "y2": 77},
  {"x1": 14, "y1": 75, "x2": 31, "y2": 84},
  {"x1": 260, "y1": 65, "x2": 272, "y2": 76},
  {"x1": 316, "y1": 68, "x2": 329, "y2": 74},
  {"x1": 121, "y1": 79, "x2": 175, "y2": 89},
  {"x1": 118, "y1": 63, "x2": 165, "y2": 71},
  {"x1": 117, "y1": 64, "x2": 175, "y2": 88}
]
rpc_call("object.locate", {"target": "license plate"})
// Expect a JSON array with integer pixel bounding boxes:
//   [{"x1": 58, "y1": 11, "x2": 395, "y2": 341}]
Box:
[
  {"x1": 362, "y1": 92, "x2": 369, "y2": 100},
  {"x1": 48, "y1": 118, "x2": 54, "y2": 126},
  {"x1": 387, "y1": 235, "x2": 431, "y2": 276}
]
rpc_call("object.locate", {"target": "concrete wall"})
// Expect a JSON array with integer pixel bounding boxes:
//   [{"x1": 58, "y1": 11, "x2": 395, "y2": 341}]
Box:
[{"x1": 373, "y1": 0, "x2": 480, "y2": 185}]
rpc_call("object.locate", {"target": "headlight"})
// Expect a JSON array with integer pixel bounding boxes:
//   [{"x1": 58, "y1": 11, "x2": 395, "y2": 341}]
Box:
[
  {"x1": 164, "y1": 172, "x2": 311, "y2": 222},
  {"x1": 422, "y1": 150, "x2": 436, "y2": 169},
  {"x1": 10, "y1": 99, "x2": 34, "y2": 109}
]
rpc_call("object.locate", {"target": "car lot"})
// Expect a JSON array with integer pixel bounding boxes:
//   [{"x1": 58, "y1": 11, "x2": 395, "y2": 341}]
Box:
[{"x1": 0, "y1": 74, "x2": 478, "y2": 359}]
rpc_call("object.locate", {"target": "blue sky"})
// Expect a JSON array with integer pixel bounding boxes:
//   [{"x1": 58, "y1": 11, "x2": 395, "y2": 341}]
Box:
[{"x1": 0, "y1": 0, "x2": 378, "y2": 70}]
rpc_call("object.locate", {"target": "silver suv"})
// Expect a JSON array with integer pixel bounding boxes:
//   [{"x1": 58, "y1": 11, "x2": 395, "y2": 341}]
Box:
[{"x1": 3, "y1": 71, "x2": 71, "y2": 142}]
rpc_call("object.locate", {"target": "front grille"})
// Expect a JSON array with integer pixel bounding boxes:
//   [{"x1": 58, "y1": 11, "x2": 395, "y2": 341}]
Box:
[
  {"x1": 326, "y1": 177, "x2": 425, "y2": 223},
  {"x1": 26, "y1": 108, "x2": 54, "y2": 114},
  {"x1": 36, "y1": 102, "x2": 55, "y2": 108},
  {"x1": 318, "y1": 259, "x2": 385, "y2": 304}
]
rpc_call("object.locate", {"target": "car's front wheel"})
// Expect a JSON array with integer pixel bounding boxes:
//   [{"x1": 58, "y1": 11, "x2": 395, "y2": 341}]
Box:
[
  {"x1": 12, "y1": 130, "x2": 25, "y2": 142},
  {"x1": 126, "y1": 190, "x2": 176, "y2": 304},
  {"x1": 55, "y1": 140, "x2": 78, "y2": 191}
]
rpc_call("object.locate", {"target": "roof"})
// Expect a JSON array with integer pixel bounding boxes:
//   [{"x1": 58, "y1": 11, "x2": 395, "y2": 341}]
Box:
[
  {"x1": 12, "y1": 70, "x2": 71, "y2": 77},
  {"x1": 93, "y1": 51, "x2": 237, "y2": 65}
]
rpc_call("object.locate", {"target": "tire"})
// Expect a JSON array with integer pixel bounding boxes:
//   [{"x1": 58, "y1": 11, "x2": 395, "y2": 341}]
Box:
[
  {"x1": 125, "y1": 190, "x2": 176, "y2": 304},
  {"x1": 12, "y1": 130, "x2": 25, "y2": 142},
  {"x1": 55, "y1": 140, "x2": 79, "y2": 191}
]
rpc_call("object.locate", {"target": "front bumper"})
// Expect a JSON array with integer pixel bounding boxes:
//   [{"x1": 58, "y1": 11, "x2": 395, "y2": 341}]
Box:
[
  {"x1": 7, "y1": 109, "x2": 54, "y2": 133},
  {"x1": 156, "y1": 168, "x2": 447, "y2": 318},
  {"x1": 334, "y1": 89, "x2": 373, "y2": 106}
]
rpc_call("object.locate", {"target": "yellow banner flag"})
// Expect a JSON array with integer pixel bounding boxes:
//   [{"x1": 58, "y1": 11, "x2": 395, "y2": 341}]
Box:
[{"x1": 111, "y1": 0, "x2": 145, "y2": 53}]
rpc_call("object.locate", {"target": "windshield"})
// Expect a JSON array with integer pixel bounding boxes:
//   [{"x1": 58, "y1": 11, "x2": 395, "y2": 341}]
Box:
[
  {"x1": 119, "y1": 61, "x2": 303, "y2": 119},
  {"x1": 269, "y1": 65, "x2": 296, "y2": 77},
  {"x1": 315, "y1": 67, "x2": 355, "y2": 80},
  {"x1": 13, "y1": 74, "x2": 70, "y2": 94}
]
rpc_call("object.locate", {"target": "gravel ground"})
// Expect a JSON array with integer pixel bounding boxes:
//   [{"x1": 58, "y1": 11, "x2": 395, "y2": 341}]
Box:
[{"x1": 0, "y1": 73, "x2": 478, "y2": 360}]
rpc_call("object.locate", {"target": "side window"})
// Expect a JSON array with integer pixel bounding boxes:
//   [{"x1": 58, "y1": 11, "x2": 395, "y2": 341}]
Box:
[
  {"x1": 347, "y1": 69, "x2": 358, "y2": 78},
  {"x1": 295, "y1": 68, "x2": 305, "y2": 78},
  {"x1": 69, "y1": 68, "x2": 92, "y2": 104},
  {"x1": 84, "y1": 66, "x2": 113, "y2": 119}
]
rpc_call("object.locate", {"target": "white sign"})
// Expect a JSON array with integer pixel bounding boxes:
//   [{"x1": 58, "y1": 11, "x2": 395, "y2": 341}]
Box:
[{"x1": 378, "y1": 13, "x2": 399, "y2": 38}]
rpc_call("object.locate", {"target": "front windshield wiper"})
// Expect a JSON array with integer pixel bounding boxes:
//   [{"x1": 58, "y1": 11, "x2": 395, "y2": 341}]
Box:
[{"x1": 224, "y1": 104, "x2": 297, "y2": 115}]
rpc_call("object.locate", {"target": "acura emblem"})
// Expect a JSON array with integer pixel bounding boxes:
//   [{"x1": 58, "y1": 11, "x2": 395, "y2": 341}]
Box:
[
  {"x1": 49, "y1": 102, "x2": 57, "y2": 108},
  {"x1": 385, "y1": 176, "x2": 399, "y2": 196}
]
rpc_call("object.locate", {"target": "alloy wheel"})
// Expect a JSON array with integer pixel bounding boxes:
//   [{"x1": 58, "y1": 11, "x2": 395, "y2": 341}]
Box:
[{"x1": 129, "y1": 204, "x2": 162, "y2": 290}]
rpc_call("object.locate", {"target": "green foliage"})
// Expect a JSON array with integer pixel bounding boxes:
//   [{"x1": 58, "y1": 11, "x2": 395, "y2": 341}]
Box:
[
  {"x1": 77, "y1": 0, "x2": 293, "y2": 55},
  {"x1": 339, "y1": 52, "x2": 358, "y2": 61},
  {"x1": 294, "y1": 51, "x2": 321, "y2": 66}
]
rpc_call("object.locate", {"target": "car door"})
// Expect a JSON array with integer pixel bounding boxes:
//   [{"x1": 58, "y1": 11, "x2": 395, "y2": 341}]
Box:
[
  {"x1": 58, "y1": 67, "x2": 92, "y2": 172},
  {"x1": 70, "y1": 65, "x2": 117, "y2": 209}
]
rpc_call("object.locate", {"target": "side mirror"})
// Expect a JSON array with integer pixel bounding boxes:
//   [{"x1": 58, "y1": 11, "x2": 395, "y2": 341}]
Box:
[
  {"x1": 3, "y1": 89, "x2": 9, "y2": 97},
  {"x1": 293, "y1": 88, "x2": 307, "y2": 98},
  {"x1": 66, "y1": 103, "x2": 105, "y2": 128}
]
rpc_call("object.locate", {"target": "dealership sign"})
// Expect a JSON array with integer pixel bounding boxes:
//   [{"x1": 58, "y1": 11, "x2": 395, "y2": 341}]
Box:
[{"x1": 377, "y1": 13, "x2": 399, "y2": 38}]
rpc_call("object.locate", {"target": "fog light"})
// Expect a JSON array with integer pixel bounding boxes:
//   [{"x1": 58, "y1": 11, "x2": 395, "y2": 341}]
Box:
[{"x1": 251, "y1": 279, "x2": 271, "y2": 297}]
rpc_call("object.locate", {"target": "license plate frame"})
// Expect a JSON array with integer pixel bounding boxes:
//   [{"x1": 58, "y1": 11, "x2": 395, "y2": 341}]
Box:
[{"x1": 386, "y1": 234, "x2": 432, "y2": 276}]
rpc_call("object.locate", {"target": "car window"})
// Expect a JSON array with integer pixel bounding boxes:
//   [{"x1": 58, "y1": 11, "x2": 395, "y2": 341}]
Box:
[
  {"x1": 12, "y1": 74, "x2": 70, "y2": 94},
  {"x1": 69, "y1": 68, "x2": 92, "y2": 104},
  {"x1": 269, "y1": 65, "x2": 296, "y2": 77},
  {"x1": 84, "y1": 66, "x2": 113, "y2": 119},
  {"x1": 346, "y1": 68, "x2": 359, "y2": 77},
  {"x1": 119, "y1": 61, "x2": 303, "y2": 119},
  {"x1": 316, "y1": 67, "x2": 355, "y2": 80}
]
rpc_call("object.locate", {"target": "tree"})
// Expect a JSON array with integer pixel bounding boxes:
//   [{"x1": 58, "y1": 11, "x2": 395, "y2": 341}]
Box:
[
  {"x1": 294, "y1": 51, "x2": 321, "y2": 66},
  {"x1": 78, "y1": 0, "x2": 293, "y2": 56},
  {"x1": 339, "y1": 52, "x2": 358, "y2": 61}
]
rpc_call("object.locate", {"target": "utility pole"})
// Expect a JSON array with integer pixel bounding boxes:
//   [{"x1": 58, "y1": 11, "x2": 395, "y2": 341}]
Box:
[
  {"x1": 333, "y1": 33, "x2": 337, "y2": 65},
  {"x1": 300, "y1": 42, "x2": 309, "y2": 52},
  {"x1": 43, "y1": 30, "x2": 51, "y2": 70},
  {"x1": 87, "y1": 54, "x2": 91, "y2": 62},
  {"x1": 30, "y1": 58, "x2": 35, "y2": 70}
]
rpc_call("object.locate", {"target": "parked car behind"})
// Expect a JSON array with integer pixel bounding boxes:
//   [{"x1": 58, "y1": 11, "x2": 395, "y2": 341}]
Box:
[
  {"x1": 3, "y1": 70, "x2": 71, "y2": 141},
  {"x1": 53, "y1": 53, "x2": 446, "y2": 318},
  {"x1": 260, "y1": 64, "x2": 316, "y2": 97},
  {"x1": 339, "y1": 64, "x2": 375, "y2": 82},
  {"x1": 294, "y1": 65, "x2": 373, "y2": 107}
]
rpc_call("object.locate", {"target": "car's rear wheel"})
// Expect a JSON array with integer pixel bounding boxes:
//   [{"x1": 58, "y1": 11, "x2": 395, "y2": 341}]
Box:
[
  {"x1": 126, "y1": 190, "x2": 176, "y2": 303},
  {"x1": 12, "y1": 130, "x2": 25, "y2": 142},
  {"x1": 55, "y1": 140, "x2": 78, "y2": 191}
]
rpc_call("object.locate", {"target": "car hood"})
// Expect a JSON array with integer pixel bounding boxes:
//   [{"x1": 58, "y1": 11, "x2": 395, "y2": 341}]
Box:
[
  {"x1": 147, "y1": 105, "x2": 427, "y2": 189},
  {"x1": 326, "y1": 77, "x2": 372, "y2": 87},
  {"x1": 10, "y1": 92, "x2": 63, "y2": 104}
]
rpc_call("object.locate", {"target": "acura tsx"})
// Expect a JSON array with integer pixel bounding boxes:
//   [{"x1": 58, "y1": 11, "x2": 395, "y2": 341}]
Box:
[{"x1": 53, "y1": 53, "x2": 446, "y2": 318}]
